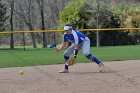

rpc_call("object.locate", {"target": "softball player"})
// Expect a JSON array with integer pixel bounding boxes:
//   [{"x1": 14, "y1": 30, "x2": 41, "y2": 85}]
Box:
[{"x1": 54, "y1": 24, "x2": 104, "y2": 73}]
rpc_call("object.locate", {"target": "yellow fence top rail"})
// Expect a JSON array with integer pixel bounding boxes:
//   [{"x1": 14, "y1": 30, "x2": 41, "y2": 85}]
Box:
[{"x1": 0, "y1": 28, "x2": 140, "y2": 34}]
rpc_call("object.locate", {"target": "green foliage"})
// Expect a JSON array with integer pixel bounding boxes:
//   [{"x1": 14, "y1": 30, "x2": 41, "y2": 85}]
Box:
[
  {"x1": 62, "y1": 1, "x2": 140, "y2": 46},
  {"x1": 98, "y1": 3, "x2": 140, "y2": 45},
  {"x1": 132, "y1": 11, "x2": 140, "y2": 27},
  {"x1": 58, "y1": 0, "x2": 140, "y2": 46},
  {"x1": 130, "y1": 11, "x2": 140, "y2": 43},
  {"x1": 58, "y1": 0, "x2": 86, "y2": 29},
  {"x1": 0, "y1": 0, "x2": 8, "y2": 31}
]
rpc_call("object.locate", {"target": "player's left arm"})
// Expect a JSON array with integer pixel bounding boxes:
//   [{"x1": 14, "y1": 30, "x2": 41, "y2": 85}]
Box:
[{"x1": 73, "y1": 44, "x2": 79, "y2": 58}]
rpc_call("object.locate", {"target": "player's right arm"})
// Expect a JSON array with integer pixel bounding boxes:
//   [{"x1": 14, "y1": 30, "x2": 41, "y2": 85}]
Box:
[
  {"x1": 54, "y1": 41, "x2": 67, "y2": 52},
  {"x1": 54, "y1": 33, "x2": 68, "y2": 52}
]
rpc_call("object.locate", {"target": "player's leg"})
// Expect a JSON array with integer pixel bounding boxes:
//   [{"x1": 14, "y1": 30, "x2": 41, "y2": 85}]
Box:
[
  {"x1": 82, "y1": 37, "x2": 104, "y2": 72},
  {"x1": 64, "y1": 44, "x2": 75, "y2": 69},
  {"x1": 59, "y1": 44, "x2": 75, "y2": 73}
]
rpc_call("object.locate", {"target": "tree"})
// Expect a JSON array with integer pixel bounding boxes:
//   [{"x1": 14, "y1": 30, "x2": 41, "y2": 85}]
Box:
[
  {"x1": 59, "y1": 0, "x2": 86, "y2": 29},
  {"x1": 15, "y1": 0, "x2": 37, "y2": 48},
  {"x1": 7, "y1": 0, "x2": 15, "y2": 49},
  {"x1": 59, "y1": 0, "x2": 140, "y2": 46},
  {"x1": 100, "y1": 3, "x2": 131, "y2": 46},
  {"x1": 0, "y1": 0, "x2": 8, "y2": 46},
  {"x1": 86, "y1": 0, "x2": 112, "y2": 47},
  {"x1": 110, "y1": 3, "x2": 140, "y2": 45},
  {"x1": 83, "y1": 0, "x2": 138, "y2": 46},
  {"x1": 9, "y1": 0, "x2": 14, "y2": 49},
  {"x1": 131, "y1": 11, "x2": 140, "y2": 44},
  {"x1": 48, "y1": 0, "x2": 59, "y2": 44},
  {"x1": 0, "y1": 0, "x2": 8, "y2": 31},
  {"x1": 36, "y1": 0, "x2": 47, "y2": 48}
]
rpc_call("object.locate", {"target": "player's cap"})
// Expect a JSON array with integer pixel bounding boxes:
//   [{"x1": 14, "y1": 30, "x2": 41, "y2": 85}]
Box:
[{"x1": 64, "y1": 25, "x2": 72, "y2": 31}]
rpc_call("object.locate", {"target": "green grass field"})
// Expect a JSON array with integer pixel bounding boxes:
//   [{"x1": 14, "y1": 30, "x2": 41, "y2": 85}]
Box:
[{"x1": 0, "y1": 45, "x2": 140, "y2": 68}]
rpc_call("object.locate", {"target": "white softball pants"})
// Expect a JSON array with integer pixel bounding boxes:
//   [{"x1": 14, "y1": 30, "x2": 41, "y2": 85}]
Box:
[{"x1": 64, "y1": 37, "x2": 90, "y2": 57}]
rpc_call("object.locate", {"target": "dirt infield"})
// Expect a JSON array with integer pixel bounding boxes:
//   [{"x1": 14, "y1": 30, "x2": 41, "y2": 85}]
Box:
[{"x1": 0, "y1": 60, "x2": 140, "y2": 93}]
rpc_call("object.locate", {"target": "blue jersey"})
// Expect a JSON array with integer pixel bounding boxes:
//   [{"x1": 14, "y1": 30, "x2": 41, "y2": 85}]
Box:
[{"x1": 63, "y1": 29, "x2": 86, "y2": 45}]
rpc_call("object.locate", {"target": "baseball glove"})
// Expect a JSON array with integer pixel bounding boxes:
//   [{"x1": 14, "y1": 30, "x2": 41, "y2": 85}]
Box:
[{"x1": 66, "y1": 57, "x2": 76, "y2": 66}]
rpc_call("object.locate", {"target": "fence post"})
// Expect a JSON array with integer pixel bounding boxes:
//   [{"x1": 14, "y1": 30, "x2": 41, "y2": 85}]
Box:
[{"x1": 23, "y1": 33, "x2": 25, "y2": 51}]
